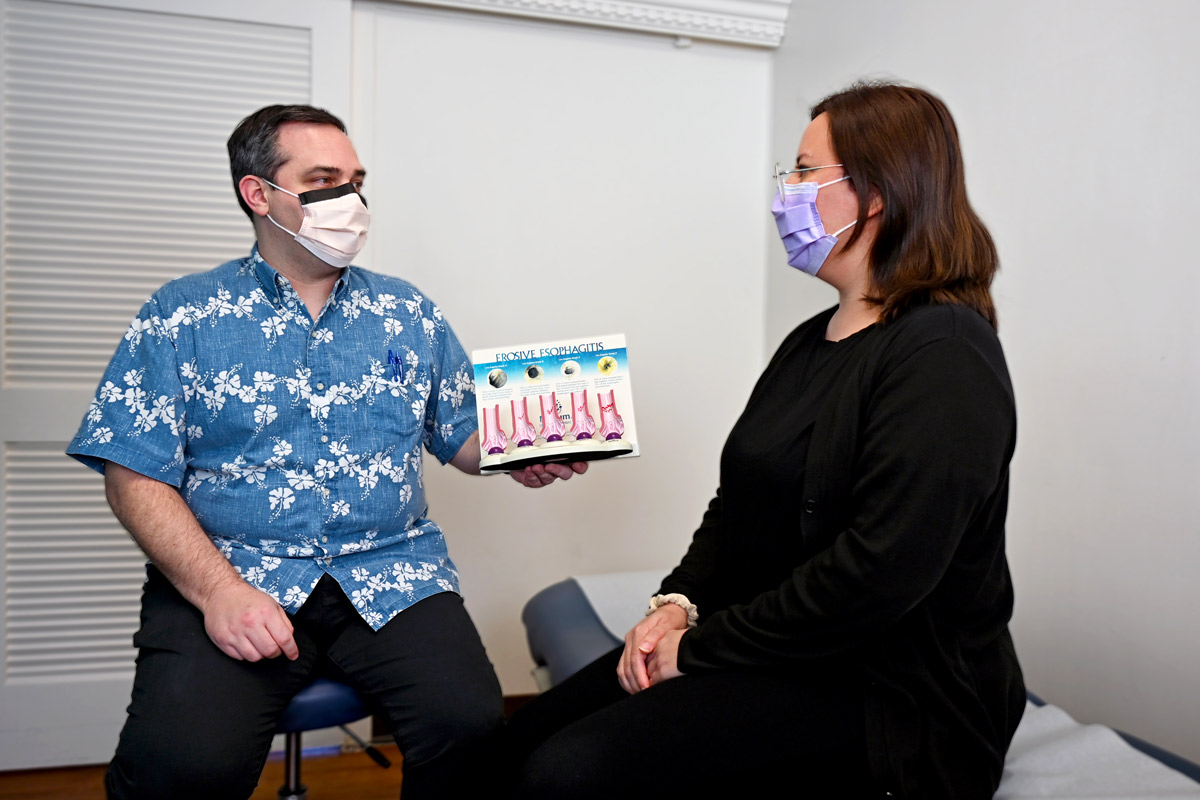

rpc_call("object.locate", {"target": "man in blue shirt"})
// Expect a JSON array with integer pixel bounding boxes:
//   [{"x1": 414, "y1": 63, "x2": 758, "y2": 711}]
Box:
[{"x1": 68, "y1": 105, "x2": 583, "y2": 800}]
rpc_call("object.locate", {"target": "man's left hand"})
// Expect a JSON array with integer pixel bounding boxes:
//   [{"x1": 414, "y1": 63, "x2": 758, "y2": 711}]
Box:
[{"x1": 509, "y1": 461, "x2": 588, "y2": 488}]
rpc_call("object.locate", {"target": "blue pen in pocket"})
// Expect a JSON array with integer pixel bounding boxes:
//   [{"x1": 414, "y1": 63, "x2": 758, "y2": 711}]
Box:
[{"x1": 387, "y1": 349, "x2": 404, "y2": 382}]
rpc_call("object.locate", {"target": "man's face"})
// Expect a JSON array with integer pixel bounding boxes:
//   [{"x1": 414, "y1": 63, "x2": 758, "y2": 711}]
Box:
[{"x1": 265, "y1": 121, "x2": 367, "y2": 242}]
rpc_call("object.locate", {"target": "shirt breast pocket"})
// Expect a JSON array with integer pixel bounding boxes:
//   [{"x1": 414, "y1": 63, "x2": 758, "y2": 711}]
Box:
[{"x1": 372, "y1": 380, "x2": 427, "y2": 444}]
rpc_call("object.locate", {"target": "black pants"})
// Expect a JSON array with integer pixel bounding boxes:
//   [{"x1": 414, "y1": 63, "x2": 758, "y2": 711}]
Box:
[
  {"x1": 503, "y1": 647, "x2": 880, "y2": 799},
  {"x1": 106, "y1": 567, "x2": 503, "y2": 800}
]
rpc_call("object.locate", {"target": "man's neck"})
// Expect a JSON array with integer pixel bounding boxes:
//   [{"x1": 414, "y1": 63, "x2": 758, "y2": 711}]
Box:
[{"x1": 257, "y1": 236, "x2": 343, "y2": 320}]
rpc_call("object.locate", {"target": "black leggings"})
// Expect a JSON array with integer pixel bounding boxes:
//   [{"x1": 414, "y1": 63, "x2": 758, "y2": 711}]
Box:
[
  {"x1": 105, "y1": 568, "x2": 503, "y2": 800},
  {"x1": 504, "y1": 647, "x2": 880, "y2": 799}
]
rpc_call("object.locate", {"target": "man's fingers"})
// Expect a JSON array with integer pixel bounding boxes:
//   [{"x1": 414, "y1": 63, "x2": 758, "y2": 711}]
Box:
[
  {"x1": 244, "y1": 624, "x2": 283, "y2": 660},
  {"x1": 540, "y1": 463, "x2": 575, "y2": 481},
  {"x1": 217, "y1": 641, "x2": 245, "y2": 661},
  {"x1": 265, "y1": 610, "x2": 300, "y2": 660},
  {"x1": 509, "y1": 461, "x2": 588, "y2": 487},
  {"x1": 232, "y1": 635, "x2": 265, "y2": 662}
]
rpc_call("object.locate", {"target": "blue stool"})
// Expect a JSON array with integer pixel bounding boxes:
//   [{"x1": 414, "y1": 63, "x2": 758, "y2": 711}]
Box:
[{"x1": 275, "y1": 678, "x2": 392, "y2": 800}]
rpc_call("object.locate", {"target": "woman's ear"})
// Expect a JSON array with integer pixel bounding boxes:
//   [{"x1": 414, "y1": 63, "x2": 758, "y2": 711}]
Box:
[{"x1": 866, "y1": 188, "x2": 883, "y2": 219}]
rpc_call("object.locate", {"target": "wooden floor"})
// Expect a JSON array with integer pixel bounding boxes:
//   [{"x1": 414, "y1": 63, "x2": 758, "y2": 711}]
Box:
[{"x1": 0, "y1": 745, "x2": 405, "y2": 800}]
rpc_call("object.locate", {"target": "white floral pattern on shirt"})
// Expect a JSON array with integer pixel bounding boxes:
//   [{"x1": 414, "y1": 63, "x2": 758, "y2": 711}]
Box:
[{"x1": 68, "y1": 247, "x2": 477, "y2": 630}]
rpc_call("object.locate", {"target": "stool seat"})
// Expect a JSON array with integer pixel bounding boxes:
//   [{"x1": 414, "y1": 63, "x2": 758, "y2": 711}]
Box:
[
  {"x1": 278, "y1": 678, "x2": 370, "y2": 733},
  {"x1": 275, "y1": 678, "x2": 389, "y2": 800}
]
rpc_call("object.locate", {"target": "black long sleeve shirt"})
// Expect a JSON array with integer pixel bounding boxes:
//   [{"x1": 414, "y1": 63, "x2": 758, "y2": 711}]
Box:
[{"x1": 662, "y1": 303, "x2": 1025, "y2": 798}]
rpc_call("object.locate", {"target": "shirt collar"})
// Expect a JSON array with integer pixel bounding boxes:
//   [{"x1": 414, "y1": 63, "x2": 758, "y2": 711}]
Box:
[{"x1": 249, "y1": 244, "x2": 353, "y2": 308}]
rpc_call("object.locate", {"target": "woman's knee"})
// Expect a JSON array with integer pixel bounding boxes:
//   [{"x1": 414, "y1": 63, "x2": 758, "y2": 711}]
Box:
[{"x1": 510, "y1": 727, "x2": 620, "y2": 800}]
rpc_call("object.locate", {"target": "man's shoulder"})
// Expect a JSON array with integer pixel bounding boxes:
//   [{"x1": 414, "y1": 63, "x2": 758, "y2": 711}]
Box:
[
  {"x1": 346, "y1": 266, "x2": 422, "y2": 297},
  {"x1": 149, "y1": 256, "x2": 256, "y2": 304},
  {"x1": 345, "y1": 268, "x2": 448, "y2": 319}
]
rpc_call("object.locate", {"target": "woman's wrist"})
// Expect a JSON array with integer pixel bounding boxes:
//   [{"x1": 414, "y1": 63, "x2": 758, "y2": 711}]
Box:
[{"x1": 647, "y1": 593, "x2": 698, "y2": 627}]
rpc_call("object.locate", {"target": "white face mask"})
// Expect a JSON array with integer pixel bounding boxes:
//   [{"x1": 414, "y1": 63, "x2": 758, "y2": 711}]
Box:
[{"x1": 263, "y1": 179, "x2": 369, "y2": 268}]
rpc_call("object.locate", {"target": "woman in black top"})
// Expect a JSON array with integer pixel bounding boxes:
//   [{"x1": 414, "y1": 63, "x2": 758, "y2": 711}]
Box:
[{"x1": 505, "y1": 82, "x2": 1025, "y2": 799}]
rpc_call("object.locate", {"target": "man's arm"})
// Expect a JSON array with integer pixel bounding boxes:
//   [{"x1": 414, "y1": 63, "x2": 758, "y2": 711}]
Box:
[
  {"x1": 104, "y1": 462, "x2": 298, "y2": 662},
  {"x1": 448, "y1": 431, "x2": 588, "y2": 487}
]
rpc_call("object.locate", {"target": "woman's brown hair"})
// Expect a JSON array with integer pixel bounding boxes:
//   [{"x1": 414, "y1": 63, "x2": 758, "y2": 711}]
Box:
[{"x1": 811, "y1": 82, "x2": 999, "y2": 329}]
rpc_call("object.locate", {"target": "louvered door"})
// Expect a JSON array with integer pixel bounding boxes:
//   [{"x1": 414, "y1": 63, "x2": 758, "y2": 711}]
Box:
[{"x1": 0, "y1": 0, "x2": 350, "y2": 770}]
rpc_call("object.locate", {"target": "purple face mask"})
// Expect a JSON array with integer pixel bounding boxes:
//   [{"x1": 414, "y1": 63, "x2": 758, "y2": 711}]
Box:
[{"x1": 771, "y1": 176, "x2": 855, "y2": 276}]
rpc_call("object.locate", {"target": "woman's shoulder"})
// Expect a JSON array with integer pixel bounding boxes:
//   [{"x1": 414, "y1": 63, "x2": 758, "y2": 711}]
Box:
[
  {"x1": 879, "y1": 303, "x2": 1001, "y2": 354},
  {"x1": 872, "y1": 304, "x2": 1011, "y2": 395}
]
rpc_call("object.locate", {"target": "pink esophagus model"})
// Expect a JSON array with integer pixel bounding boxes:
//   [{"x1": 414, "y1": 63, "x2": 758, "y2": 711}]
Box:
[
  {"x1": 511, "y1": 397, "x2": 537, "y2": 447},
  {"x1": 481, "y1": 404, "x2": 508, "y2": 455},
  {"x1": 540, "y1": 392, "x2": 566, "y2": 442},
  {"x1": 597, "y1": 389, "x2": 625, "y2": 440},
  {"x1": 570, "y1": 390, "x2": 596, "y2": 440}
]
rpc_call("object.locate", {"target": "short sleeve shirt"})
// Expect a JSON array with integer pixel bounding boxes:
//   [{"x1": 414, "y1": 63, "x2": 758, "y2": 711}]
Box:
[{"x1": 68, "y1": 247, "x2": 478, "y2": 629}]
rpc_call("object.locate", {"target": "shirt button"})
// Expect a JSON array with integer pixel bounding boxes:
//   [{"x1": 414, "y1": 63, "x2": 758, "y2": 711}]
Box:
[
  {"x1": 322, "y1": 488, "x2": 331, "y2": 498},
  {"x1": 321, "y1": 536, "x2": 329, "y2": 543},
  {"x1": 804, "y1": 499, "x2": 817, "y2": 514},
  {"x1": 321, "y1": 435, "x2": 329, "y2": 443},
  {"x1": 316, "y1": 382, "x2": 325, "y2": 391}
]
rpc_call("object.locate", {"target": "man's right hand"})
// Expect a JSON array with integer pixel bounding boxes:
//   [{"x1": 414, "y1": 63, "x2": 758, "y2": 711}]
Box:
[
  {"x1": 198, "y1": 579, "x2": 300, "y2": 662},
  {"x1": 104, "y1": 462, "x2": 300, "y2": 663}
]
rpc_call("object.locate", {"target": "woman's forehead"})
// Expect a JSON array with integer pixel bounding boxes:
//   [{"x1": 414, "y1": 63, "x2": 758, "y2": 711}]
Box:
[{"x1": 797, "y1": 113, "x2": 835, "y2": 162}]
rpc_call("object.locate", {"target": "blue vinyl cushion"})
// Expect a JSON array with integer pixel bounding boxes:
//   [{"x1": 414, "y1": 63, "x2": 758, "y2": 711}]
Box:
[
  {"x1": 522, "y1": 578, "x2": 620, "y2": 687},
  {"x1": 277, "y1": 678, "x2": 370, "y2": 734}
]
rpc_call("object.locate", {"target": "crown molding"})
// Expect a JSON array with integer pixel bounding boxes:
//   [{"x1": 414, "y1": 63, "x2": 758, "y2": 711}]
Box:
[{"x1": 395, "y1": 0, "x2": 791, "y2": 48}]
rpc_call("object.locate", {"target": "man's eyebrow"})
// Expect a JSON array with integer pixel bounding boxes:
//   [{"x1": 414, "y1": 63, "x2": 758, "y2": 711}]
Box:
[{"x1": 304, "y1": 165, "x2": 367, "y2": 179}]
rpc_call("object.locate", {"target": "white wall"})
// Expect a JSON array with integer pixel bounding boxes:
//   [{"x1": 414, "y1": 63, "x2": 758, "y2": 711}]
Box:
[
  {"x1": 769, "y1": 1, "x2": 1200, "y2": 761},
  {"x1": 351, "y1": 1, "x2": 772, "y2": 694}
]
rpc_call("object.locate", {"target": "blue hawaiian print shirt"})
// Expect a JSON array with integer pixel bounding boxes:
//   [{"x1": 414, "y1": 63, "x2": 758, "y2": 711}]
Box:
[{"x1": 68, "y1": 247, "x2": 477, "y2": 630}]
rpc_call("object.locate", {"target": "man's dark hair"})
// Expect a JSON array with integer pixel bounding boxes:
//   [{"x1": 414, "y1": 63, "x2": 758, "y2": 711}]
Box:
[{"x1": 227, "y1": 104, "x2": 347, "y2": 220}]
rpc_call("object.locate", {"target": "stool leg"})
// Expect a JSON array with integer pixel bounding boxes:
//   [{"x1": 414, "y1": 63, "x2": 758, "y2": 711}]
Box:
[{"x1": 277, "y1": 731, "x2": 307, "y2": 800}]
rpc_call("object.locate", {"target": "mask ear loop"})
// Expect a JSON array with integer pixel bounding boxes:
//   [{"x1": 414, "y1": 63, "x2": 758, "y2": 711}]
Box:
[
  {"x1": 261, "y1": 178, "x2": 300, "y2": 198},
  {"x1": 266, "y1": 213, "x2": 300, "y2": 238},
  {"x1": 261, "y1": 178, "x2": 301, "y2": 237},
  {"x1": 816, "y1": 174, "x2": 851, "y2": 190},
  {"x1": 817, "y1": 174, "x2": 855, "y2": 237},
  {"x1": 830, "y1": 219, "x2": 856, "y2": 237}
]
